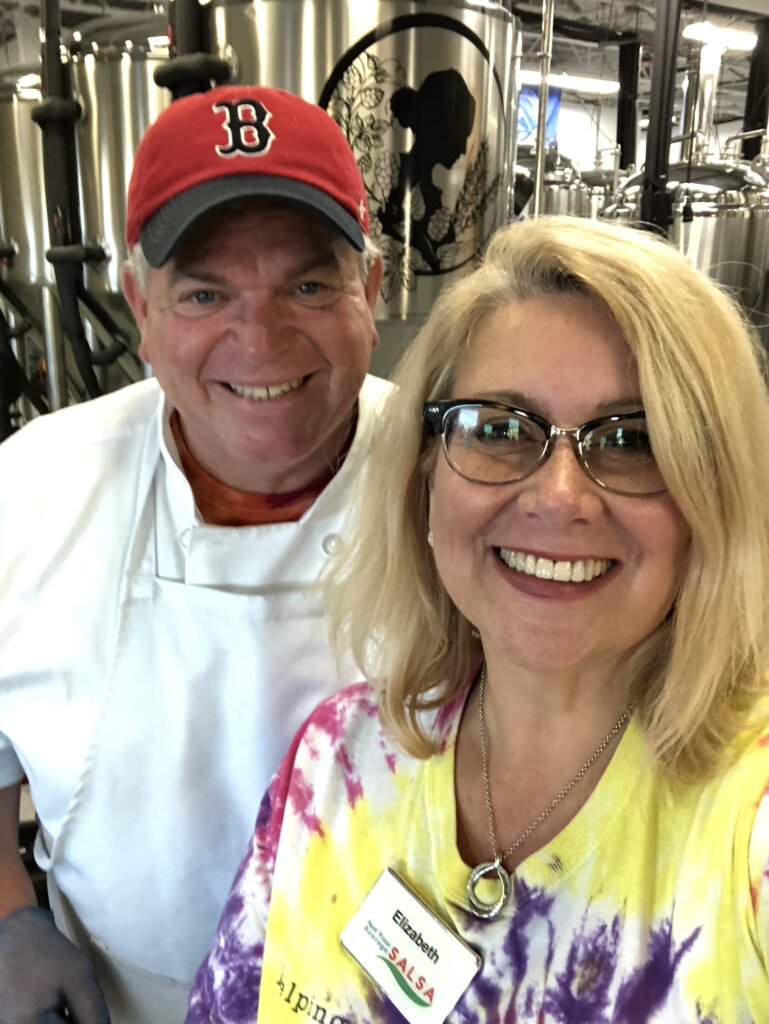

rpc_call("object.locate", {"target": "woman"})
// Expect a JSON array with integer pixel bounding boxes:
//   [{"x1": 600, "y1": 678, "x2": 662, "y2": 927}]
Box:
[{"x1": 187, "y1": 216, "x2": 769, "y2": 1022}]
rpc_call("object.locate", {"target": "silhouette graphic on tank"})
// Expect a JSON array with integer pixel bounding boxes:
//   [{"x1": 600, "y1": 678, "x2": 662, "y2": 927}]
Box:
[
  {"x1": 326, "y1": 46, "x2": 503, "y2": 302},
  {"x1": 378, "y1": 69, "x2": 476, "y2": 270}
]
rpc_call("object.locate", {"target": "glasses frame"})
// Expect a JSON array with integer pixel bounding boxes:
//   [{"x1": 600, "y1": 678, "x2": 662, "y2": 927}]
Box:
[{"x1": 422, "y1": 399, "x2": 667, "y2": 498}]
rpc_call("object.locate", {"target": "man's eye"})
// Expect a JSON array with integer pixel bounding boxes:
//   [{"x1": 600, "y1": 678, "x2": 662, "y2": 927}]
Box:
[
  {"x1": 296, "y1": 281, "x2": 323, "y2": 297},
  {"x1": 189, "y1": 290, "x2": 217, "y2": 304}
]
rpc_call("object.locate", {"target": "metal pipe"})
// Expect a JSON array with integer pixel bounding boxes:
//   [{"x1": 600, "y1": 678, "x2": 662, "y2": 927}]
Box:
[
  {"x1": 532, "y1": 0, "x2": 555, "y2": 218},
  {"x1": 724, "y1": 128, "x2": 766, "y2": 149},
  {"x1": 742, "y1": 17, "x2": 769, "y2": 161},
  {"x1": 616, "y1": 38, "x2": 640, "y2": 169},
  {"x1": 679, "y1": 56, "x2": 699, "y2": 162},
  {"x1": 155, "y1": 0, "x2": 229, "y2": 99},
  {"x1": 35, "y1": 0, "x2": 101, "y2": 398},
  {"x1": 505, "y1": 4, "x2": 633, "y2": 45},
  {"x1": 640, "y1": 0, "x2": 681, "y2": 233},
  {"x1": 40, "y1": 288, "x2": 67, "y2": 410},
  {"x1": 693, "y1": 42, "x2": 721, "y2": 161}
]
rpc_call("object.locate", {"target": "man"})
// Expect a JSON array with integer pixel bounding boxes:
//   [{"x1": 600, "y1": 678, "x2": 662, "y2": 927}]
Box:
[{"x1": 0, "y1": 84, "x2": 386, "y2": 1023}]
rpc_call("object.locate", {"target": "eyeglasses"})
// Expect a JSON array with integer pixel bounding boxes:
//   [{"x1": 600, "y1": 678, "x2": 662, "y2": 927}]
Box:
[{"x1": 422, "y1": 399, "x2": 667, "y2": 498}]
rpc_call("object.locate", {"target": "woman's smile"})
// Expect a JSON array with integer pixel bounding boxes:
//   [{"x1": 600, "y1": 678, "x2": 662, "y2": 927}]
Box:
[{"x1": 429, "y1": 292, "x2": 690, "y2": 680}]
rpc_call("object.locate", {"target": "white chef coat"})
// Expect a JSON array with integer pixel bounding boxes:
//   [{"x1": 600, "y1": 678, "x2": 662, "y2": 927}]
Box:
[{"x1": 0, "y1": 373, "x2": 391, "y2": 1020}]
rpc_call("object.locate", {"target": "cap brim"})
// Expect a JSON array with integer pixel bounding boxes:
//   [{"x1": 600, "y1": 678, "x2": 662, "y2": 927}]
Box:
[{"x1": 140, "y1": 174, "x2": 365, "y2": 266}]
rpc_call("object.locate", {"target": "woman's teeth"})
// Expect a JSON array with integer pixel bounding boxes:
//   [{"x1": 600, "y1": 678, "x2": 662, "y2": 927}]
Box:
[
  {"x1": 229, "y1": 376, "x2": 305, "y2": 401},
  {"x1": 498, "y1": 548, "x2": 614, "y2": 583}
]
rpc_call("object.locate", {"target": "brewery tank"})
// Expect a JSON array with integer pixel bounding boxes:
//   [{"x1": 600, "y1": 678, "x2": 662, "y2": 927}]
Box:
[
  {"x1": 207, "y1": 0, "x2": 519, "y2": 368},
  {"x1": 0, "y1": 79, "x2": 68, "y2": 409},
  {"x1": 603, "y1": 159, "x2": 769, "y2": 348},
  {"x1": 70, "y1": 36, "x2": 171, "y2": 349},
  {"x1": 0, "y1": 81, "x2": 52, "y2": 311},
  {"x1": 514, "y1": 144, "x2": 591, "y2": 218}
]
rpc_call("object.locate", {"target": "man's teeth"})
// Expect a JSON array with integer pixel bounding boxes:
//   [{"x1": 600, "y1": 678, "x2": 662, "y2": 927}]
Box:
[
  {"x1": 498, "y1": 549, "x2": 614, "y2": 583},
  {"x1": 229, "y1": 377, "x2": 304, "y2": 401}
]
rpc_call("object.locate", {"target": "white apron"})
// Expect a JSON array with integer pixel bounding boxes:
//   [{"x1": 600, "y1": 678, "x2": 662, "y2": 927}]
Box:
[{"x1": 37, "y1": 441, "x2": 349, "y2": 1022}]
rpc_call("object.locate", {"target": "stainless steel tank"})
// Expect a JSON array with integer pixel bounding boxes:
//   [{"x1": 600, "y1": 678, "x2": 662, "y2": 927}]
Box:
[
  {"x1": 0, "y1": 82, "x2": 55, "y2": 300},
  {"x1": 515, "y1": 145, "x2": 591, "y2": 218},
  {"x1": 0, "y1": 79, "x2": 68, "y2": 410},
  {"x1": 604, "y1": 160, "x2": 769, "y2": 348},
  {"x1": 580, "y1": 150, "x2": 624, "y2": 220},
  {"x1": 209, "y1": 0, "x2": 519, "y2": 359},
  {"x1": 71, "y1": 41, "x2": 171, "y2": 336}
]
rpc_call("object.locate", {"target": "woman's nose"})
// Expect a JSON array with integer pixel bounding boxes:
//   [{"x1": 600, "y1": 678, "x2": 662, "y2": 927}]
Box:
[{"x1": 516, "y1": 436, "x2": 604, "y2": 521}]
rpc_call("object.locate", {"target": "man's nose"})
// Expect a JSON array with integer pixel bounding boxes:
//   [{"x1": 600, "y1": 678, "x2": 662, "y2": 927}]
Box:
[{"x1": 230, "y1": 294, "x2": 284, "y2": 353}]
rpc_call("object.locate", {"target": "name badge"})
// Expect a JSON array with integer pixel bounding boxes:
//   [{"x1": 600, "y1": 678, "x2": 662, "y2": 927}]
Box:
[{"x1": 340, "y1": 868, "x2": 481, "y2": 1024}]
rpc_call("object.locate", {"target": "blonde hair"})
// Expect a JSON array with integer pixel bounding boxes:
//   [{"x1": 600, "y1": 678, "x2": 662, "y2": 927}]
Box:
[{"x1": 327, "y1": 215, "x2": 769, "y2": 782}]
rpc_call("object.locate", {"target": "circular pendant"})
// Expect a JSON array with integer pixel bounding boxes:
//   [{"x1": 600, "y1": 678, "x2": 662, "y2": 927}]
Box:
[{"x1": 466, "y1": 859, "x2": 511, "y2": 919}]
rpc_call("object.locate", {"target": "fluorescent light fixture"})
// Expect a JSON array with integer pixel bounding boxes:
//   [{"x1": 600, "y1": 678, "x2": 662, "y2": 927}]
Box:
[
  {"x1": 73, "y1": 30, "x2": 81, "y2": 42},
  {"x1": 519, "y1": 68, "x2": 619, "y2": 95},
  {"x1": 148, "y1": 34, "x2": 170, "y2": 51},
  {"x1": 682, "y1": 20, "x2": 757, "y2": 51},
  {"x1": 17, "y1": 73, "x2": 41, "y2": 89}
]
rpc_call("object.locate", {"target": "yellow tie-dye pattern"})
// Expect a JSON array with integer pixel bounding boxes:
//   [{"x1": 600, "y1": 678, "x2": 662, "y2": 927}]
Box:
[{"x1": 231, "y1": 688, "x2": 769, "y2": 1023}]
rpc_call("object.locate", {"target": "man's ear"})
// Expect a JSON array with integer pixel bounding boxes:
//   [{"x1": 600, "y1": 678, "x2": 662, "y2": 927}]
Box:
[
  {"x1": 121, "y1": 263, "x2": 150, "y2": 362},
  {"x1": 364, "y1": 254, "x2": 384, "y2": 313},
  {"x1": 121, "y1": 263, "x2": 148, "y2": 325}
]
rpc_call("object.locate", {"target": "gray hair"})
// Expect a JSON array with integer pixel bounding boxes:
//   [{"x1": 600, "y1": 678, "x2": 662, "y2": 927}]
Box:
[{"x1": 124, "y1": 218, "x2": 379, "y2": 295}]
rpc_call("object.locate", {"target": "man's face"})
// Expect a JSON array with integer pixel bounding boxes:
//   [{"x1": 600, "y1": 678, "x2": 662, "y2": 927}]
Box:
[{"x1": 123, "y1": 203, "x2": 381, "y2": 492}]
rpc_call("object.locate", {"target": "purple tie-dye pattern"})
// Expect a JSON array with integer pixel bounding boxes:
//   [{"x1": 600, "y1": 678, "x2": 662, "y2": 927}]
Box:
[
  {"x1": 450, "y1": 885, "x2": 702, "y2": 1023},
  {"x1": 185, "y1": 889, "x2": 263, "y2": 1024},
  {"x1": 364, "y1": 985, "x2": 410, "y2": 1023},
  {"x1": 188, "y1": 684, "x2": 769, "y2": 1022},
  {"x1": 542, "y1": 914, "x2": 621, "y2": 1023},
  {"x1": 456, "y1": 972, "x2": 499, "y2": 1024},
  {"x1": 450, "y1": 881, "x2": 558, "y2": 1020},
  {"x1": 504, "y1": 879, "x2": 557, "y2": 987},
  {"x1": 613, "y1": 917, "x2": 701, "y2": 1023}
]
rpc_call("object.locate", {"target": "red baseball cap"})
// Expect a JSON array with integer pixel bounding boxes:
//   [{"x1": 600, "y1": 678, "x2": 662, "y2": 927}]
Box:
[{"x1": 126, "y1": 85, "x2": 369, "y2": 266}]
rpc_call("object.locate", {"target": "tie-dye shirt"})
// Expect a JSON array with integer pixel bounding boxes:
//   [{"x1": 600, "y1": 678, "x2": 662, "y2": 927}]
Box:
[{"x1": 186, "y1": 682, "x2": 769, "y2": 1023}]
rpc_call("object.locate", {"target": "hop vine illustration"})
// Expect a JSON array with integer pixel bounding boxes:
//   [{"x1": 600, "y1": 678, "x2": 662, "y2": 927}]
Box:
[{"x1": 327, "y1": 51, "x2": 502, "y2": 302}]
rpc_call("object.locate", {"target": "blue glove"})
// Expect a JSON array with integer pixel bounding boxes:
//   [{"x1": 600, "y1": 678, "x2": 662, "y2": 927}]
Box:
[{"x1": 0, "y1": 906, "x2": 110, "y2": 1024}]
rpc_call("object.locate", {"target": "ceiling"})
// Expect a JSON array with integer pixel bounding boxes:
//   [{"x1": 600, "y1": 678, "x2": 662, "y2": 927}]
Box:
[
  {"x1": 0, "y1": 0, "x2": 765, "y2": 130},
  {"x1": 514, "y1": 0, "x2": 765, "y2": 126}
]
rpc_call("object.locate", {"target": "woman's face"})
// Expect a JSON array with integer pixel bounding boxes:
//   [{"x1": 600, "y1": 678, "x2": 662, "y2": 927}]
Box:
[{"x1": 428, "y1": 293, "x2": 690, "y2": 681}]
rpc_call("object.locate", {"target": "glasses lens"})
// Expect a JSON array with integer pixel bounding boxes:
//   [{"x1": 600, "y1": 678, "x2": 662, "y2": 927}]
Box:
[
  {"x1": 582, "y1": 416, "x2": 665, "y2": 495},
  {"x1": 444, "y1": 406, "x2": 547, "y2": 483}
]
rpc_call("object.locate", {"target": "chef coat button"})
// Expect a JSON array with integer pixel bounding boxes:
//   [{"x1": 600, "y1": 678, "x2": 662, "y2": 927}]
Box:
[
  {"x1": 180, "y1": 527, "x2": 191, "y2": 549},
  {"x1": 322, "y1": 533, "x2": 342, "y2": 555}
]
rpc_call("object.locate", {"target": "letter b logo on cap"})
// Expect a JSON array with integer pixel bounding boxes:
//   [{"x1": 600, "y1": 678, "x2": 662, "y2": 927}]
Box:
[{"x1": 213, "y1": 99, "x2": 275, "y2": 158}]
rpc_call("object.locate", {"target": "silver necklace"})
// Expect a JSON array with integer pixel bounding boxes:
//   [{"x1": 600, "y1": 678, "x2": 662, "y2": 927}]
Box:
[{"x1": 466, "y1": 666, "x2": 632, "y2": 920}]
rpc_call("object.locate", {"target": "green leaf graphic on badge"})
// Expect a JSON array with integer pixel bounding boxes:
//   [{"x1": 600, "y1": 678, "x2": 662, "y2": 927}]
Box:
[{"x1": 378, "y1": 957, "x2": 430, "y2": 1007}]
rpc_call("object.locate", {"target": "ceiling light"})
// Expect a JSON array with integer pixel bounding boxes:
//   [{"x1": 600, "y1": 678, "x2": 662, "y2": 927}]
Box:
[
  {"x1": 519, "y1": 69, "x2": 620, "y2": 95},
  {"x1": 17, "y1": 73, "x2": 40, "y2": 89},
  {"x1": 148, "y1": 35, "x2": 170, "y2": 51},
  {"x1": 682, "y1": 20, "x2": 757, "y2": 51}
]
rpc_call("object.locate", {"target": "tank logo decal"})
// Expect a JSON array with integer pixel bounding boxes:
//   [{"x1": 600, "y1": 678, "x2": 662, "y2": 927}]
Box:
[{"x1": 321, "y1": 14, "x2": 511, "y2": 303}]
